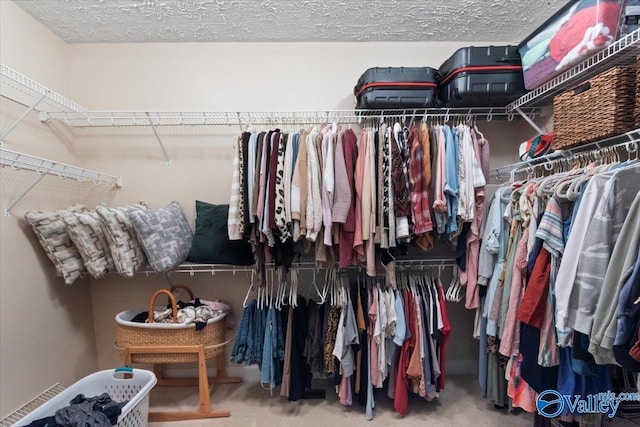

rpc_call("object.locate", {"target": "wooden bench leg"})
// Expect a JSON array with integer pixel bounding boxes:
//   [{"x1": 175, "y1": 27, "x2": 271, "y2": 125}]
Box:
[{"x1": 124, "y1": 345, "x2": 237, "y2": 421}]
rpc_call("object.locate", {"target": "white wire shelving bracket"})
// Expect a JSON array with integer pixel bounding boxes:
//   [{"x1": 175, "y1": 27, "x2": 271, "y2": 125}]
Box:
[
  {"x1": 0, "y1": 148, "x2": 122, "y2": 216},
  {"x1": 508, "y1": 28, "x2": 640, "y2": 111},
  {"x1": 489, "y1": 128, "x2": 640, "y2": 183}
]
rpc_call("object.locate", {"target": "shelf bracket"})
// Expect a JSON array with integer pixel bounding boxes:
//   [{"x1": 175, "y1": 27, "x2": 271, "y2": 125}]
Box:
[
  {"x1": 145, "y1": 112, "x2": 171, "y2": 166},
  {"x1": 514, "y1": 107, "x2": 545, "y2": 136},
  {"x1": 0, "y1": 93, "x2": 47, "y2": 145},
  {"x1": 4, "y1": 171, "x2": 48, "y2": 216}
]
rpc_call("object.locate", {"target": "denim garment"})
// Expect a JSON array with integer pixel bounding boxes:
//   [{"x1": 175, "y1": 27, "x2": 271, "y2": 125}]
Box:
[
  {"x1": 442, "y1": 125, "x2": 459, "y2": 235},
  {"x1": 231, "y1": 299, "x2": 256, "y2": 365},
  {"x1": 260, "y1": 305, "x2": 284, "y2": 387}
]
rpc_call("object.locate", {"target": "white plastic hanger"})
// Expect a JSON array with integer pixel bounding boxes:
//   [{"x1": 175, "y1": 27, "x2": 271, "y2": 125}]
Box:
[
  {"x1": 243, "y1": 270, "x2": 255, "y2": 308},
  {"x1": 289, "y1": 268, "x2": 298, "y2": 308},
  {"x1": 257, "y1": 284, "x2": 263, "y2": 311},
  {"x1": 446, "y1": 267, "x2": 463, "y2": 303},
  {"x1": 274, "y1": 269, "x2": 283, "y2": 311},
  {"x1": 312, "y1": 268, "x2": 327, "y2": 304}
]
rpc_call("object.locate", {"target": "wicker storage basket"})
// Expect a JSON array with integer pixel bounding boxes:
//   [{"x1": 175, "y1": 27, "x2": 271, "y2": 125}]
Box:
[
  {"x1": 553, "y1": 65, "x2": 637, "y2": 149},
  {"x1": 115, "y1": 285, "x2": 229, "y2": 364}
]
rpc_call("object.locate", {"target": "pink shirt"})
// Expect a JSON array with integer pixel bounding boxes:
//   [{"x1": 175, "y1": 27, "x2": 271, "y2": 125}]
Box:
[
  {"x1": 464, "y1": 130, "x2": 487, "y2": 309},
  {"x1": 353, "y1": 129, "x2": 367, "y2": 258},
  {"x1": 499, "y1": 228, "x2": 529, "y2": 357},
  {"x1": 433, "y1": 128, "x2": 447, "y2": 213}
]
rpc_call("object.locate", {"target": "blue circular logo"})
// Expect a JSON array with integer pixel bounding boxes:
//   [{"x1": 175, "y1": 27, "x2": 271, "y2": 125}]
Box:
[{"x1": 537, "y1": 390, "x2": 564, "y2": 418}]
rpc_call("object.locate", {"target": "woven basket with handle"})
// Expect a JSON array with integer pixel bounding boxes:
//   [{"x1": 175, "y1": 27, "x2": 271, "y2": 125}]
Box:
[
  {"x1": 553, "y1": 65, "x2": 637, "y2": 149},
  {"x1": 114, "y1": 284, "x2": 230, "y2": 364}
]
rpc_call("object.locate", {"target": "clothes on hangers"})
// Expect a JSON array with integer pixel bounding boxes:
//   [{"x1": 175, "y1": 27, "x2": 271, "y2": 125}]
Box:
[
  {"x1": 227, "y1": 122, "x2": 490, "y2": 282},
  {"x1": 470, "y1": 149, "x2": 640, "y2": 416},
  {"x1": 230, "y1": 266, "x2": 451, "y2": 418}
]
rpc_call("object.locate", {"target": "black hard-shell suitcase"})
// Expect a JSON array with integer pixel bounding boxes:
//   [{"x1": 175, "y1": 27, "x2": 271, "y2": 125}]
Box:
[
  {"x1": 354, "y1": 67, "x2": 439, "y2": 109},
  {"x1": 438, "y1": 46, "x2": 527, "y2": 107}
]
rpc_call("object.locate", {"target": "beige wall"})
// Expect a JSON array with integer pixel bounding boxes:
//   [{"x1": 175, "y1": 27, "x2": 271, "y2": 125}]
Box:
[
  {"x1": 1, "y1": 2, "x2": 547, "y2": 417},
  {"x1": 0, "y1": 1, "x2": 100, "y2": 418}
]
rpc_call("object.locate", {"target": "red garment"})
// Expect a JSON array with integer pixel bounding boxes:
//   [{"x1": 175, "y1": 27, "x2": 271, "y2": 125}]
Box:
[
  {"x1": 517, "y1": 248, "x2": 551, "y2": 329},
  {"x1": 394, "y1": 290, "x2": 416, "y2": 416},
  {"x1": 549, "y1": 3, "x2": 621, "y2": 62},
  {"x1": 339, "y1": 129, "x2": 358, "y2": 268},
  {"x1": 437, "y1": 284, "x2": 451, "y2": 390},
  {"x1": 408, "y1": 126, "x2": 434, "y2": 236}
]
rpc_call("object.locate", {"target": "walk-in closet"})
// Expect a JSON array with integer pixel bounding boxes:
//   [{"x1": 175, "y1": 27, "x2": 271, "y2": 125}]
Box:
[{"x1": 1, "y1": 1, "x2": 640, "y2": 426}]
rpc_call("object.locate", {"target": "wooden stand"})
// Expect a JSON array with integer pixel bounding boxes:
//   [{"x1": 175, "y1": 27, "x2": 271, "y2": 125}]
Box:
[{"x1": 124, "y1": 344, "x2": 242, "y2": 422}]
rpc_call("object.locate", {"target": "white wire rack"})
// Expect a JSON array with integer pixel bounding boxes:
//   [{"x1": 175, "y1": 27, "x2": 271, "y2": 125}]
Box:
[
  {"x1": 0, "y1": 64, "x2": 87, "y2": 115},
  {"x1": 0, "y1": 62, "x2": 542, "y2": 164},
  {"x1": 138, "y1": 258, "x2": 459, "y2": 277},
  {"x1": 41, "y1": 107, "x2": 539, "y2": 128},
  {"x1": 489, "y1": 128, "x2": 640, "y2": 183},
  {"x1": 0, "y1": 148, "x2": 121, "y2": 186},
  {"x1": 0, "y1": 148, "x2": 122, "y2": 215},
  {"x1": 507, "y1": 28, "x2": 640, "y2": 110},
  {"x1": 0, "y1": 62, "x2": 541, "y2": 128}
]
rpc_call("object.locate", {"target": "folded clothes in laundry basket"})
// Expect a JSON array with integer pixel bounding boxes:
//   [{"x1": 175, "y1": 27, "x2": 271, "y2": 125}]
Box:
[{"x1": 22, "y1": 392, "x2": 127, "y2": 427}]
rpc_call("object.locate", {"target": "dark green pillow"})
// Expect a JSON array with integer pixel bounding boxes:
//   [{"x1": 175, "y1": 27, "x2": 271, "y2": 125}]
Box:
[{"x1": 187, "y1": 201, "x2": 254, "y2": 265}]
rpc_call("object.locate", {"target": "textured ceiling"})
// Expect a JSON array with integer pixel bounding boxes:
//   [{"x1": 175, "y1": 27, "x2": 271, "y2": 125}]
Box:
[{"x1": 13, "y1": 0, "x2": 569, "y2": 43}]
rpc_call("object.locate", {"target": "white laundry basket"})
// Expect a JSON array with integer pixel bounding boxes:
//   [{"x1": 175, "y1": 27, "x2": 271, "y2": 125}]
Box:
[{"x1": 12, "y1": 368, "x2": 156, "y2": 427}]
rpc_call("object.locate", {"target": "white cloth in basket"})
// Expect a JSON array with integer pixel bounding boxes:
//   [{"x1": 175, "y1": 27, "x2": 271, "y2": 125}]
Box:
[{"x1": 152, "y1": 305, "x2": 224, "y2": 329}]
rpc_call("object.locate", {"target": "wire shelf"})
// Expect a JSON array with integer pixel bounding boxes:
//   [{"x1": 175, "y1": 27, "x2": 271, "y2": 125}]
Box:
[
  {"x1": 137, "y1": 258, "x2": 459, "y2": 277},
  {"x1": 508, "y1": 28, "x2": 640, "y2": 110},
  {"x1": 0, "y1": 64, "x2": 87, "y2": 115},
  {"x1": 0, "y1": 148, "x2": 121, "y2": 186},
  {"x1": 489, "y1": 128, "x2": 640, "y2": 182},
  {"x1": 1, "y1": 63, "x2": 541, "y2": 128},
  {"x1": 42, "y1": 107, "x2": 541, "y2": 128}
]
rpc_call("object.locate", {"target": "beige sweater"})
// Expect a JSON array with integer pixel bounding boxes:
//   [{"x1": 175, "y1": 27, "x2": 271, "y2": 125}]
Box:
[{"x1": 291, "y1": 129, "x2": 309, "y2": 240}]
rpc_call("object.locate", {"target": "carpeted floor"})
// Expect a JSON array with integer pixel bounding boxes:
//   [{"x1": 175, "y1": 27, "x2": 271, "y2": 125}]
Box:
[{"x1": 148, "y1": 375, "x2": 535, "y2": 426}]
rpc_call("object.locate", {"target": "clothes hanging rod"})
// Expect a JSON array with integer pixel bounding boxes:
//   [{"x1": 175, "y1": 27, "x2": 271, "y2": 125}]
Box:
[
  {"x1": 489, "y1": 128, "x2": 640, "y2": 182},
  {"x1": 135, "y1": 258, "x2": 459, "y2": 276},
  {"x1": 509, "y1": 137, "x2": 639, "y2": 182},
  {"x1": 41, "y1": 108, "x2": 541, "y2": 128}
]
